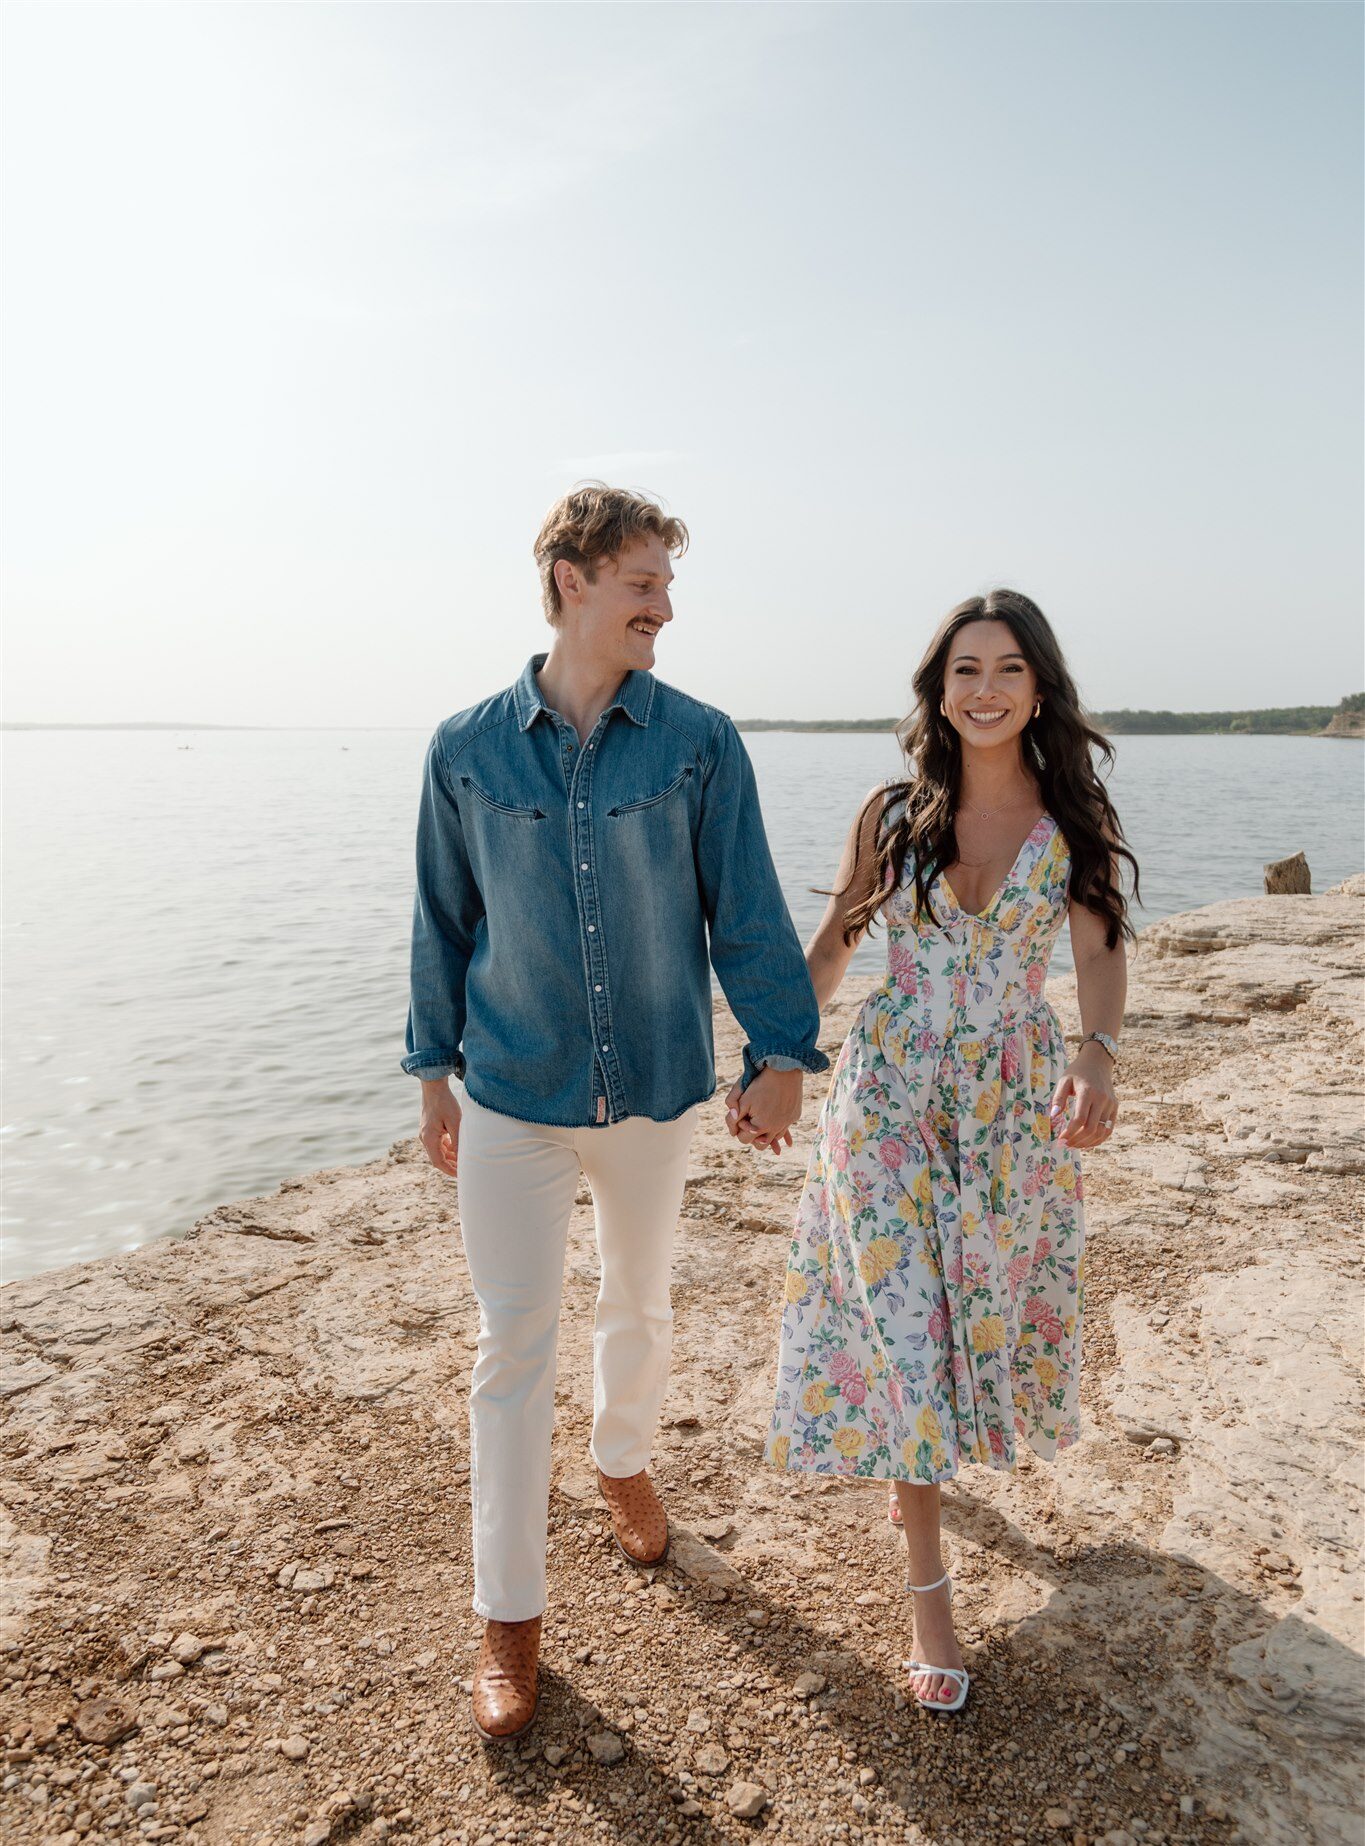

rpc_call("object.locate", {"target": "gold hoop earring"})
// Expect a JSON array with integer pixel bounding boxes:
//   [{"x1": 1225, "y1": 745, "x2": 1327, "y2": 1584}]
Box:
[
  {"x1": 1032, "y1": 701, "x2": 1041, "y2": 719},
  {"x1": 939, "y1": 701, "x2": 947, "y2": 717}
]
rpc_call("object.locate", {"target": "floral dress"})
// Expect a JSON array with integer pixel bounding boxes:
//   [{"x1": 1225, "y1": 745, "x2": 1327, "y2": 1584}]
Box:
[{"x1": 766, "y1": 805, "x2": 1083, "y2": 1483}]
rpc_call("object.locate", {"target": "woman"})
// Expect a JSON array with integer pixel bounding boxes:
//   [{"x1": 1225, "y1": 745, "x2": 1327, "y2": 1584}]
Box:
[{"x1": 752, "y1": 589, "x2": 1137, "y2": 1714}]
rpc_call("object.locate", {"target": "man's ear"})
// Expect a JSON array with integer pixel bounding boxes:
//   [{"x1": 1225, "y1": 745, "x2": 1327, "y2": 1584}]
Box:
[{"x1": 554, "y1": 556, "x2": 584, "y2": 608}]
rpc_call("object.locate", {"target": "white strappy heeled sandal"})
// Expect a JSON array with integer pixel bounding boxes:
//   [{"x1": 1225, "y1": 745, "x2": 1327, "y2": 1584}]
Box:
[{"x1": 904, "y1": 1571, "x2": 970, "y2": 1714}]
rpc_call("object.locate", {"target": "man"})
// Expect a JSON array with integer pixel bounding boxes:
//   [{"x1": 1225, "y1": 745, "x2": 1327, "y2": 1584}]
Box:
[{"x1": 402, "y1": 484, "x2": 827, "y2": 1740}]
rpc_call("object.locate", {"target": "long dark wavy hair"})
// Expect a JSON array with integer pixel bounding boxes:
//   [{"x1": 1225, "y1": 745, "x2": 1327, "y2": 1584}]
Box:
[{"x1": 835, "y1": 589, "x2": 1140, "y2": 949}]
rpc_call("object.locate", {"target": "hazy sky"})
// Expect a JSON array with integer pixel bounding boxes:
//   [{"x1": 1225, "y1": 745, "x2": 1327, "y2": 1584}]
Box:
[{"x1": 3, "y1": 2, "x2": 1360, "y2": 727}]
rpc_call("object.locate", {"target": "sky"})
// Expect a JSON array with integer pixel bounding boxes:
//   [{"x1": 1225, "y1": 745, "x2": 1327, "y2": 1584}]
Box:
[{"x1": 2, "y1": 1, "x2": 1361, "y2": 727}]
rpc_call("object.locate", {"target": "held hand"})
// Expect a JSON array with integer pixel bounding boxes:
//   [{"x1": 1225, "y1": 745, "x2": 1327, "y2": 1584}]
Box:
[
  {"x1": 1049, "y1": 1047, "x2": 1118, "y2": 1151},
  {"x1": 724, "y1": 1079, "x2": 790, "y2": 1153},
  {"x1": 418, "y1": 1079, "x2": 462, "y2": 1178},
  {"x1": 725, "y1": 1068, "x2": 802, "y2": 1156}
]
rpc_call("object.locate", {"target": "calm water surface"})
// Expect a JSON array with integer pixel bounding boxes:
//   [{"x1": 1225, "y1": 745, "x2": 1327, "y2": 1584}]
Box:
[{"x1": 4, "y1": 728, "x2": 1360, "y2": 1281}]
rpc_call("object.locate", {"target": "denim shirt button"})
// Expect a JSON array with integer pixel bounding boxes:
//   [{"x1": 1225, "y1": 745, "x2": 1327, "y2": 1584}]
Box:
[
  {"x1": 580, "y1": 863, "x2": 588, "y2": 871},
  {"x1": 587, "y1": 924, "x2": 596, "y2": 932}
]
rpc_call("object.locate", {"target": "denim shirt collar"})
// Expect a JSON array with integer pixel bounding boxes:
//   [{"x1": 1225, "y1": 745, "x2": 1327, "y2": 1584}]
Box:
[{"x1": 512, "y1": 653, "x2": 655, "y2": 733}]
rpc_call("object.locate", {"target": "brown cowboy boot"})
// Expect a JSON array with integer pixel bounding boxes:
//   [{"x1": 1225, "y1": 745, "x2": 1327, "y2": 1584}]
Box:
[
  {"x1": 471, "y1": 1615, "x2": 542, "y2": 1741},
  {"x1": 596, "y1": 1466, "x2": 669, "y2": 1566}
]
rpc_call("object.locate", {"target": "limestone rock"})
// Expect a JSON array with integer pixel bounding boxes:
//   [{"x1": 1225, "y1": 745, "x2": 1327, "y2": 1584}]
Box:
[
  {"x1": 586, "y1": 1731, "x2": 624, "y2": 1766},
  {"x1": 726, "y1": 1781, "x2": 770, "y2": 1818},
  {"x1": 73, "y1": 1697, "x2": 138, "y2": 1745}
]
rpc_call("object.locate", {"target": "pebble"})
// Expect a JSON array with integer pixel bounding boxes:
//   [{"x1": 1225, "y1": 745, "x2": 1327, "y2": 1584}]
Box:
[
  {"x1": 170, "y1": 1632, "x2": 205, "y2": 1664},
  {"x1": 586, "y1": 1731, "x2": 624, "y2": 1766},
  {"x1": 74, "y1": 1698, "x2": 138, "y2": 1746},
  {"x1": 281, "y1": 1735, "x2": 310, "y2": 1761},
  {"x1": 696, "y1": 1518, "x2": 733, "y2": 1541},
  {"x1": 686, "y1": 1709, "x2": 710, "y2": 1733},
  {"x1": 726, "y1": 1781, "x2": 770, "y2": 1819},
  {"x1": 695, "y1": 1744, "x2": 730, "y2": 1776},
  {"x1": 543, "y1": 1745, "x2": 568, "y2": 1766},
  {"x1": 1044, "y1": 1809, "x2": 1072, "y2": 1830},
  {"x1": 793, "y1": 1672, "x2": 827, "y2": 1699}
]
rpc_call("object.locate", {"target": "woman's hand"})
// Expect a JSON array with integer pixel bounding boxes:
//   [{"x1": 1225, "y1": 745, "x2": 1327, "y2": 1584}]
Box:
[
  {"x1": 1048, "y1": 1044, "x2": 1118, "y2": 1150},
  {"x1": 725, "y1": 1072, "x2": 798, "y2": 1155}
]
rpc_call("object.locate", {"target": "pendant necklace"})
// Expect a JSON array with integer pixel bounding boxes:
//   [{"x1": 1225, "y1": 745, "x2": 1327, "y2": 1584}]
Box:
[{"x1": 960, "y1": 789, "x2": 1033, "y2": 822}]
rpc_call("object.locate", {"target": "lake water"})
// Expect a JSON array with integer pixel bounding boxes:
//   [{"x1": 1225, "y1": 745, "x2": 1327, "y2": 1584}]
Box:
[{"x1": 3, "y1": 728, "x2": 1361, "y2": 1283}]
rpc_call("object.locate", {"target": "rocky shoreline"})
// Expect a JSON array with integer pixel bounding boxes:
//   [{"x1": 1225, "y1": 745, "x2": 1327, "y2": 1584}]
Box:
[{"x1": 3, "y1": 877, "x2": 1362, "y2": 1846}]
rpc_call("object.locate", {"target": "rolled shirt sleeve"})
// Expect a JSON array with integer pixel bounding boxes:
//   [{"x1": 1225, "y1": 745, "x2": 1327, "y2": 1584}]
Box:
[
  {"x1": 400, "y1": 728, "x2": 484, "y2": 1081},
  {"x1": 693, "y1": 714, "x2": 830, "y2": 1089}
]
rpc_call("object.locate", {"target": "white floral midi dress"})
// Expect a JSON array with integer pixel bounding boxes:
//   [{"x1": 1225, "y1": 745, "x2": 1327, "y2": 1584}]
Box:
[{"x1": 766, "y1": 808, "x2": 1084, "y2": 1483}]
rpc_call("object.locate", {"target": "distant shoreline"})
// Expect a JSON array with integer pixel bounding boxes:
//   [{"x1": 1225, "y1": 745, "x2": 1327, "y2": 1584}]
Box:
[
  {"x1": 738, "y1": 711, "x2": 1363, "y2": 737},
  {"x1": 5, "y1": 704, "x2": 1362, "y2": 737}
]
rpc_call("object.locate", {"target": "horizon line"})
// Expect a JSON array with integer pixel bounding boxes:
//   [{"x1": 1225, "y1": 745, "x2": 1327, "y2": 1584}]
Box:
[{"x1": 3, "y1": 697, "x2": 1358, "y2": 735}]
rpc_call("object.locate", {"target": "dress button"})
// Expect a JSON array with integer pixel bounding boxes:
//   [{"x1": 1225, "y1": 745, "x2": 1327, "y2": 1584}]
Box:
[
  {"x1": 588, "y1": 924, "x2": 596, "y2": 932},
  {"x1": 577, "y1": 801, "x2": 585, "y2": 809},
  {"x1": 601, "y1": 1043, "x2": 610, "y2": 1053},
  {"x1": 594, "y1": 984, "x2": 602, "y2": 992},
  {"x1": 580, "y1": 863, "x2": 588, "y2": 871}
]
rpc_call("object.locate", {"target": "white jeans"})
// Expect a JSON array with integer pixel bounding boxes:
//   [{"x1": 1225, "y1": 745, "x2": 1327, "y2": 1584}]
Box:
[{"x1": 454, "y1": 1081, "x2": 699, "y2": 1621}]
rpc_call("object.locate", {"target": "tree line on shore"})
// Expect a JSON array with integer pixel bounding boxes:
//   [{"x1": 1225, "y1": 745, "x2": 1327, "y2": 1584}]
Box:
[{"x1": 736, "y1": 693, "x2": 1364, "y2": 735}]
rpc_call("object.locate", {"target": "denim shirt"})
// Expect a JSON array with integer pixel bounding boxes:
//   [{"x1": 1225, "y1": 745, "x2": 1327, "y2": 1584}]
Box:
[{"x1": 401, "y1": 654, "x2": 829, "y2": 1126}]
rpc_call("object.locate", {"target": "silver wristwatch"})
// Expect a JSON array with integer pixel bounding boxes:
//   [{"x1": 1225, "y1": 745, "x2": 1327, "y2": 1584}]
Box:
[{"x1": 1080, "y1": 1030, "x2": 1119, "y2": 1066}]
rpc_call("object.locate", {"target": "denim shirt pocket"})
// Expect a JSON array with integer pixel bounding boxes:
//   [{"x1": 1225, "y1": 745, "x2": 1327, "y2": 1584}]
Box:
[
  {"x1": 606, "y1": 764, "x2": 695, "y2": 818},
  {"x1": 458, "y1": 774, "x2": 547, "y2": 821}
]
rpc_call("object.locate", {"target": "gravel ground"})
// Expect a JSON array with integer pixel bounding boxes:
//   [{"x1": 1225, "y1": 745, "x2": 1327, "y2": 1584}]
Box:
[{"x1": 3, "y1": 879, "x2": 1361, "y2": 1846}]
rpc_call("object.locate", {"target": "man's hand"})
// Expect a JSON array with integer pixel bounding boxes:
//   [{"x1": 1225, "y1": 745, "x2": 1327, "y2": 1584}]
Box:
[
  {"x1": 724, "y1": 1066, "x2": 802, "y2": 1155},
  {"x1": 419, "y1": 1078, "x2": 462, "y2": 1177}
]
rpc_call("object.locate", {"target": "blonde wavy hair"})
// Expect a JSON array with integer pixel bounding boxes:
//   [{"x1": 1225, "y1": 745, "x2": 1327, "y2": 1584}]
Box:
[{"x1": 533, "y1": 483, "x2": 689, "y2": 625}]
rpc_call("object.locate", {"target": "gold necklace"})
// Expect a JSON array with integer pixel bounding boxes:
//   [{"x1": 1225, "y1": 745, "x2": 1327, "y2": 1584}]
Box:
[{"x1": 959, "y1": 790, "x2": 1034, "y2": 822}]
